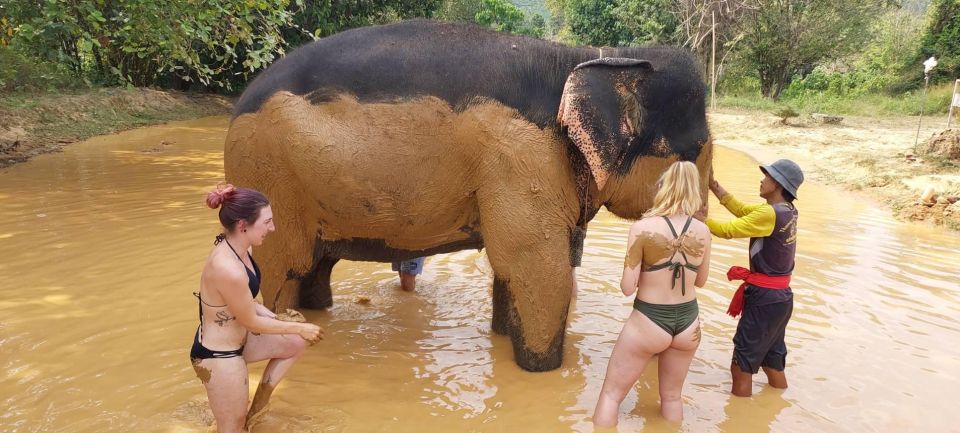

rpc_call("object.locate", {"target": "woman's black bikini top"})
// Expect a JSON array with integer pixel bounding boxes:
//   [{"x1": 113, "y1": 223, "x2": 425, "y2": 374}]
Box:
[
  {"x1": 223, "y1": 239, "x2": 261, "y2": 298},
  {"x1": 194, "y1": 237, "x2": 262, "y2": 322}
]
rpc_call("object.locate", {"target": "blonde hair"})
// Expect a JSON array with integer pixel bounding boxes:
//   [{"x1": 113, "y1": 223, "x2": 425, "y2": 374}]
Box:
[{"x1": 642, "y1": 161, "x2": 702, "y2": 218}]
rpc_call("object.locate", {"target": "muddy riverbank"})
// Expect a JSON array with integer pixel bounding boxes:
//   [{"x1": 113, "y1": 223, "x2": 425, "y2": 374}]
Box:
[
  {"x1": 709, "y1": 109, "x2": 960, "y2": 230},
  {"x1": 0, "y1": 88, "x2": 231, "y2": 167}
]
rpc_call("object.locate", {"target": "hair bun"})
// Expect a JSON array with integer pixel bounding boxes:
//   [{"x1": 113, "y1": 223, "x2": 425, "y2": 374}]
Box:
[{"x1": 205, "y1": 184, "x2": 237, "y2": 209}]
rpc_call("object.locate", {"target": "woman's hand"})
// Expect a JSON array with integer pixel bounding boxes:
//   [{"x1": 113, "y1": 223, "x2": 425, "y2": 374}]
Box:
[{"x1": 297, "y1": 323, "x2": 323, "y2": 345}]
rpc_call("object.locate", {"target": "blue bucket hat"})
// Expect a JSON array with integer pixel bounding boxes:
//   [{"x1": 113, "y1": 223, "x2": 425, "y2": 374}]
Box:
[{"x1": 760, "y1": 159, "x2": 804, "y2": 198}]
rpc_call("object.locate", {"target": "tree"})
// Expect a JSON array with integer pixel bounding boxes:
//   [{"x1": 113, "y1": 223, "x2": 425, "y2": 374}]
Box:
[
  {"x1": 439, "y1": 0, "x2": 545, "y2": 37},
  {"x1": 739, "y1": 0, "x2": 895, "y2": 99},
  {"x1": 5, "y1": 0, "x2": 445, "y2": 91},
  {"x1": 612, "y1": 0, "x2": 678, "y2": 44},
  {"x1": 527, "y1": 13, "x2": 548, "y2": 37},
  {"x1": 669, "y1": 0, "x2": 756, "y2": 82},
  {"x1": 475, "y1": 0, "x2": 527, "y2": 33},
  {"x1": 437, "y1": 0, "x2": 484, "y2": 21},
  {"x1": 549, "y1": 0, "x2": 632, "y2": 45},
  {"x1": 547, "y1": 0, "x2": 746, "y2": 50},
  {"x1": 913, "y1": 0, "x2": 960, "y2": 85},
  {"x1": 283, "y1": 0, "x2": 442, "y2": 46},
  {"x1": 9, "y1": 0, "x2": 299, "y2": 89}
]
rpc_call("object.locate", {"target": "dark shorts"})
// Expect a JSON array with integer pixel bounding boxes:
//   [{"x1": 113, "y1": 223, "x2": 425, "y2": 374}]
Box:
[{"x1": 732, "y1": 297, "x2": 793, "y2": 374}]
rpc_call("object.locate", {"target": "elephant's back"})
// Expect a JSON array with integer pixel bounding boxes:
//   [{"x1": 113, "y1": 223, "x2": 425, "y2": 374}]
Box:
[{"x1": 232, "y1": 20, "x2": 582, "y2": 128}]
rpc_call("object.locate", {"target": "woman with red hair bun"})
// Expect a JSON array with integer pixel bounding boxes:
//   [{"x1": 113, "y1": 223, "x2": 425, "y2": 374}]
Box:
[{"x1": 191, "y1": 184, "x2": 322, "y2": 432}]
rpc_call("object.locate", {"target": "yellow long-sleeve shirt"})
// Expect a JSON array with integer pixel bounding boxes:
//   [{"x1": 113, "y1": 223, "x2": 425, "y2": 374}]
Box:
[{"x1": 705, "y1": 193, "x2": 776, "y2": 239}]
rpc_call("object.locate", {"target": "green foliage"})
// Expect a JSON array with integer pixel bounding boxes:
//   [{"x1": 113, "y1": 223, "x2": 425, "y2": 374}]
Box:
[
  {"x1": 509, "y1": 0, "x2": 552, "y2": 18},
  {"x1": 8, "y1": 0, "x2": 300, "y2": 91},
  {"x1": 718, "y1": 81, "x2": 953, "y2": 116},
  {"x1": 725, "y1": 8, "x2": 923, "y2": 102},
  {"x1": 913, "y1": 0, "x2": 960, "y2": 85},
  {"x1": 610, "y1": 0, "x2": 677, "y2": 45},
  {"x1": 476, "y1": 0, "x2": 527, "y2": 34},
  {"x1": 549, "y1": 0, "x2": 639, "y2": 46},
  {"x1": 772, "y1": 105, "x2": 799, "y2": 124},
  {"x1": 3, "y1": 0, "x2": 444, "y2": 92},
  {"x1": 284, "y1": 0, "x2": 442, "y2": 47},
  {"x1": 740, "y1": 0, "x2": 896, "y2": 99},
  {"x1": 438, "y1": 0, "x2": 546, "y2": 37},
  {"x1": 0, "y1": 44, "x2": 86, "y2": 91},
  {"x1": 438, "y1": 0, "x2": 484, "y2": 21},
  {"x1": 549, "y1": 0, "x2": 713, "y2": 46},
  {"x1": 526, "y1": 12, "x2": 547, "y2": 37}
]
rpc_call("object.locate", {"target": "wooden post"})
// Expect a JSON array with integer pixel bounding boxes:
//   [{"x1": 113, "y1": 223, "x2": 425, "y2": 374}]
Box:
[
  {"x1": 711, "y1": 11, "x2": 717, "y2": 111},
  {"x1": 948, "y1": 79, "x2": 959, "y2": 129},
  {"x1": 915, "y1": 74, "x2": 930, "y2": 151}
]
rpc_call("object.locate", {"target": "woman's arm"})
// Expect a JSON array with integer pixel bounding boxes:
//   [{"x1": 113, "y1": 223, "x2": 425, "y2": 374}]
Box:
[
  {"x1": 215, "y1": 266, "x2": 316, "y2": 338},
  {"x1": 254, "y1": 301, "x2": 277, "y2": 319},
  {"x1": 620, "y1": 222, "x2": 643, "y2": 297}
]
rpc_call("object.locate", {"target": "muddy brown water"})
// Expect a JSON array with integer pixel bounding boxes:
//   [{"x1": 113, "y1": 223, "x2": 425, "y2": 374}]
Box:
[{"x1": 1, "y1": 117, "x2": 958, "y2": 432}]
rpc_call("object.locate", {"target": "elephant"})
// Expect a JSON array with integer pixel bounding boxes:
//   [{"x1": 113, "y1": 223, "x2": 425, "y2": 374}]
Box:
[{"x1": 224, "y1": 19, "x2": 712, "y2": 372}]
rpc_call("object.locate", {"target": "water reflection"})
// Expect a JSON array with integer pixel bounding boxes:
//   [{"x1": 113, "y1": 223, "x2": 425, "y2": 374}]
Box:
[{"x1": 0, "y1": 117, "x2": 958, "y2": 432}]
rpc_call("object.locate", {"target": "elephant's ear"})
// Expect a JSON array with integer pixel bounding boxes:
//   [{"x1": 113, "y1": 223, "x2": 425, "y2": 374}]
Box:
[{"x1": 558, "y1": 58, "x2": 652, "y2": 190}]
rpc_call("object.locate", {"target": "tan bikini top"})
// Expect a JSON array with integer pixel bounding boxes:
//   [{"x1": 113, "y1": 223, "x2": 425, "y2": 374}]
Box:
[{"x1": 640, "y1": 216, "x2": 699, "y2": 296}]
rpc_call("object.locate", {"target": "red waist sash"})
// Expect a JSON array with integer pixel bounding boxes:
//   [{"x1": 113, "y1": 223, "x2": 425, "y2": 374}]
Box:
[{"x1": 726, "y1": 266, "x2": 791, "y2": 317}]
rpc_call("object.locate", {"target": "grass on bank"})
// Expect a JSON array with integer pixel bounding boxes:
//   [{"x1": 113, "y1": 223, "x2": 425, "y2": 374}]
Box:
[
  {"x1": 0, "y1": 88, "x2": 231, "y2": 143},
  {"x1": 715, "y1": 83, "x2": 956, "y2": 118},
  {"x1": 0, "y1": 87, "x2": 232, "y2": 167}
]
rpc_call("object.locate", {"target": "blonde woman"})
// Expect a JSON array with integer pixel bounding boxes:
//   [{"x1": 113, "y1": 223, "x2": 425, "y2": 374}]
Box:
[{"x1": 593, "y1": 161, "x2": 712, "y2": 427}]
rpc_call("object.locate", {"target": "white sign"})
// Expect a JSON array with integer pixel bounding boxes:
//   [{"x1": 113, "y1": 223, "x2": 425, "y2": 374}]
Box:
[{"x1": 954, "y1": 92, "x2": 960, "y2": 108}]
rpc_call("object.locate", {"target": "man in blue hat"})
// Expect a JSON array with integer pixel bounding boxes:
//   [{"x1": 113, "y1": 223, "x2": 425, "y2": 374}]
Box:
[{"x1": 703, "y1": 159, "x2": 803, "y2": 397}]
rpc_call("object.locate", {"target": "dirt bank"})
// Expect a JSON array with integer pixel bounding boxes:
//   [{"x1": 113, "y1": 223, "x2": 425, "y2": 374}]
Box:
[
  {"x1": 709, "y1": 109, "x2": 960, "y2": 230},
  {"x1": 0, "y1": 87, "x2": 231, "y2": 167}
]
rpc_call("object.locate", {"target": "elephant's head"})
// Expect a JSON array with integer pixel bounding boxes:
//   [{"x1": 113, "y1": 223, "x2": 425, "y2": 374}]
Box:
[{"x1": 558, "y1": 55, "x2": 711, "y2": 218}]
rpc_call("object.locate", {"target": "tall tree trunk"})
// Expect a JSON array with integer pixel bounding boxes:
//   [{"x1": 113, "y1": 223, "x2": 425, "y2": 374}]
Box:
[
  {"x1": 771, "y1": 69, "x2": 792, "y2": 100},
  {"x1": 759, "y1": 64, "x2": 790, "y2": 100},
  {"x1": 760, "y1": 77, "x2": 773, "y2": 98}
]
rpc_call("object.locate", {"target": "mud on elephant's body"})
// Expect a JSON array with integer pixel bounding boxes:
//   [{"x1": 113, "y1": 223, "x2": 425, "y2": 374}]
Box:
[{"x1": 225, "y1": 19, "x2": 711, "y2": 372}]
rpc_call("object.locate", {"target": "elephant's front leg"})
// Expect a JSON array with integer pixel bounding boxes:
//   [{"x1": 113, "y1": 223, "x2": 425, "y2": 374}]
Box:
[
  {"x1": 491, "y1": 277, "x2": 512, "y2": 336},
  {"x1": 299, "y1": 256, "x2": 338, "y2": 309},
  {"x1": 483, "y1": 215, "x2": 575, "y2": 372}
]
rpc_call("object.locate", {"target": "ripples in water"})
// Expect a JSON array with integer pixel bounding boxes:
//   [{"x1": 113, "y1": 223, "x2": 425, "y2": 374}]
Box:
[{"x1": 0, "y1": 117, "x2": 958, "y2": 432}]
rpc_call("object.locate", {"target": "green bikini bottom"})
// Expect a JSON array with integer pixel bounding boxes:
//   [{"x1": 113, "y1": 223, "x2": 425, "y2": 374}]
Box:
[{"x1": 632, "y1": 298, "x2": 700, "y2": 337}]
